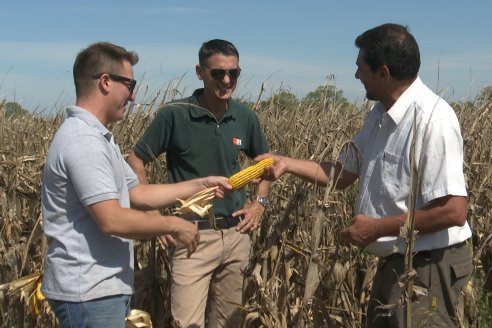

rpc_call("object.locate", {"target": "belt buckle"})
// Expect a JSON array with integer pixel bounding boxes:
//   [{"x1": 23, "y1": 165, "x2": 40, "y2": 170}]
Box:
[{"x1": 207, "y1": 212, "x2": 220, "y2": 230}]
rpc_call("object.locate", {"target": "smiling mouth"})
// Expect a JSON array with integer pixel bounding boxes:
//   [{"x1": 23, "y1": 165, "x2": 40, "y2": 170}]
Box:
[{"x1": 219, "y1": 84, "x2": 232, "y2": 92}]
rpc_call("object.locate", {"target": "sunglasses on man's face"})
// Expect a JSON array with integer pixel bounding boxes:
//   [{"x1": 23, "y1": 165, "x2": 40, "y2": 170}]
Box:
[
  {"x1": 92, "y1": 73, "x2": 137, "y2": 94},
  {"x1": 201, "y1": 66, "x2": 241, "y2": 80}
]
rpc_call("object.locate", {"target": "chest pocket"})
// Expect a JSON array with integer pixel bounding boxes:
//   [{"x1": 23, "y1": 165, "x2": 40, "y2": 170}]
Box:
[{"x1": 380, "y1": 151, "x2": 410, "y2": 200}]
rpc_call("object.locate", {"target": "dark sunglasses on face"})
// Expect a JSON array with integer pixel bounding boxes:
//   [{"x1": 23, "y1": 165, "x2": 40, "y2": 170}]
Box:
[
  {"x1": 92, "y1": 73, "x2": 137, "y2": 94},
  {"x1": 201, "y1": 66, "x2": 241, "y2": 80}
]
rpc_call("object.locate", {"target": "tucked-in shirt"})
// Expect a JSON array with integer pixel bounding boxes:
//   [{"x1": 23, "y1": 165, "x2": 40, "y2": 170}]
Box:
[
  {"x1": 41, "y1": 106, "x2": 139, "y2": 302},
  {"x1": 341, "y1": 77, "x2": 471, "y2": 257},
  {"x1": 134, "y1": 88, "x2": 269, "y2": 217}
]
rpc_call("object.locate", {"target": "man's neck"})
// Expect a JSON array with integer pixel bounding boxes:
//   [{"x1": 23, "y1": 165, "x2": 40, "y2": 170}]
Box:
[
  {"x1": 75, "y1": 99, "x2": 108, "y2": 126},
  {"x1": 198, "y1": 92, "x2": 228, "y2": 119},
  {"x1": 382, "y1": 78, "x2": 416, "y2": 110}
]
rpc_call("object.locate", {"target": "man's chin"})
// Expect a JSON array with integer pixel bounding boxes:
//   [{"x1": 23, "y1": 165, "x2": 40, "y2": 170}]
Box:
[{"x1": 216, "y1": 90, "x2": 233, "y2": 100}]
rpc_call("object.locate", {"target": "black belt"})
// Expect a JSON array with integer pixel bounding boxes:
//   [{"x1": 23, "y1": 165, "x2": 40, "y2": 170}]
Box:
[
  {"x1": 192, "y1": 216, "x2": 242, "y2": 230},
  {"x1": 383, "y1": 241, "x2": 467, "y2": 260}
]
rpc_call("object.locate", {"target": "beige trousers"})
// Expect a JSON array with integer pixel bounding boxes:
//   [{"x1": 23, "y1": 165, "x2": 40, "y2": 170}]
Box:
[{"x1": 170, "y1": 227, "x2": 251, "y2": 328}]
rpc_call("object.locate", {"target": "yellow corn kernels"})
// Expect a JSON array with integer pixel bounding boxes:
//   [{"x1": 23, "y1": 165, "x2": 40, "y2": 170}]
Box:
[
  {"x1": 28, "y1": 275, "x2": 45, "y2": 317},
  {"x1": 228, "y1": 158, "x2": 274, "y2": 189}
]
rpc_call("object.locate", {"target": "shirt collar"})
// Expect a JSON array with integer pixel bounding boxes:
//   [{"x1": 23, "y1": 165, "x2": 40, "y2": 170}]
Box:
[
  {"x1": 386, "y1": 76, "x2": 423, "y2": 126},
  {"x1": 189, "y1": 88, "x2": 237, "y2": 120},
  {"x1": 66, "y1": 106, "x2": 113, "y2": 142}
]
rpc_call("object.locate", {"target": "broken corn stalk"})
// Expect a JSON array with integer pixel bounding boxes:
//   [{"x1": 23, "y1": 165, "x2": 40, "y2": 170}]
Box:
[{"x1": 228, "y1": 158, "x2": 274, "y2": 189}]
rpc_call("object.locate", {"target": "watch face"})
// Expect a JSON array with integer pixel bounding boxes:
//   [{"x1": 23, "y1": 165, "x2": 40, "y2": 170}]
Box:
[{"x1": 256, "y1": 196, "x2": 270, "y2": 207}]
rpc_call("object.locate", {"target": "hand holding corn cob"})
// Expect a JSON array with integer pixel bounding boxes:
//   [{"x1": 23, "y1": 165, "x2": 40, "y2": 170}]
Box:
[
  {"x1": 228, "y1": 157, "x2": 274, "y2": 189},
  {"x1": 174, "y1": 158, "x2": 274, "y2": 218}
]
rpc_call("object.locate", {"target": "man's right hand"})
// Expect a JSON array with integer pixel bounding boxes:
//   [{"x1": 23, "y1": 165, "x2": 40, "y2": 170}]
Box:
[
  {"x1": 172, "y1": 218, "x2": 200, "y2": 258},
  {"x1": 157, "y1": 234, "x2": 177, "y2": 248},
  {"x1": 254, "y1": 153, "x2": 288, "y2": 181}
]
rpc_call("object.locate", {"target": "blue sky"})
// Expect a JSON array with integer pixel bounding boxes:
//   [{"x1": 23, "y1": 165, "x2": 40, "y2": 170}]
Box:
[{"x1": 1, "y1": 1, "x2": 491, "y2": 111}]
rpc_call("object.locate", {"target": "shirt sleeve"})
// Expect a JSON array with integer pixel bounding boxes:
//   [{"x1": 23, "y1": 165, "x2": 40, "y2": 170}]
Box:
[
  {"x1": 124, "y1": 160, "x2": 139, "y2": 190},
  {"x1": 63, "y1": 134, "x2": 120, "y2": 206},
  {"x1": 244, "y1": 110, "x2": 270, "y2": 157},
  {"x1": 338, "y1": 108, "x2": 377, "y2": 175},
  {"x1": 418, "y1": 117, "x2": 467, "y2": 204},
  {"x1": 134, "y1": 108, "x2": 173, "y2": 163}
]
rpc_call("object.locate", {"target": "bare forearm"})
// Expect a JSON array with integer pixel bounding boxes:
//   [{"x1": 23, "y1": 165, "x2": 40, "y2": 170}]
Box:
[
  {"x1": 88, "y1": 200, "x2": 183, "y2": 239},
  {"x1": 128, "y1": 151, "x2": 218, "y2": 209},
  {"x1": 255, "y1": 179, "x2": 271, "y2": 197},
  {"x1": 343, "y1": 196, "x2": 468, "y2": 246},
  {"x1": 127, "y1": 151, "x2": 150, "y2": 184},
  {"x1": 283, "y1": 157, "x2": 331, "y2": 185},
  {"x1": 283, "y1": 156, "x2": 355, "y2": 189},
  {"x1": 375, "y1": 196, "x2": 468, "y2": 238},
  {"x1": 130, "y1": 178, "x2": 212, "y2": 210}
]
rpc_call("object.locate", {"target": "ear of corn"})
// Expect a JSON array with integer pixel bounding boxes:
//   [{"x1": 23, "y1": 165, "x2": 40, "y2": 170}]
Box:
[
  {"x1": 228, "y1": 158, "x2": 274, "y2": 189},
  {"x1": 125, "y1": 309, "x2": 153, "y2": 327},
  {"x1": 28, "y1": 275, "x2": 45, "y2": 317}
]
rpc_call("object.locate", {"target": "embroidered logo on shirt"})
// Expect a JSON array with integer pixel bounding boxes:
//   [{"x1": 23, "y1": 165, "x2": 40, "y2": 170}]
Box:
[{"x1": 233, "y1": 137, "x2": 242, "y2": 146}]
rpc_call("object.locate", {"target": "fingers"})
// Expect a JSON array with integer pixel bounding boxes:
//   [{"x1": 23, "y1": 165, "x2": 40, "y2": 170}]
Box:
[
  {"x1": 214, "y1": 186, "x2": 230, "y2": 199},
  {"x1": 219, "y1": 178, "x2": 233, "y2": 190},
  {"x1": 340, "y1": 228, "x2": 352, "y2": 245},
  {"x1": 165, "y1": 234, "x2": 177, "y2": 247},
  {"x1": 173, "y1": 218, "x2": 200, "y2": 257},
  {"x1": 213, "y1": 177, "x2": 232, "y2": 191},
  {"x1": 206, "y1": 176, "x2": 232, "y2": 190},
  {"x1": 157, "y1": 235, "x2": 168, "y2": 248},
  {"x1": 253, "y1": 152, "x2": 273, "y2": 163},
  {"x1": 186, "y1": 233, "x2": 200, "y2": 258},
  {"x1": 205, "y1": 177, "x2": 232, "y2": 199},
  {"x1": 262, "y1": 165, "x2": 277, "y2": 181},
  {"x1": 237, "y1": 216, "x2": 260, "y2": 233},
  {"x1": 250, "y1": 177, "x2": 263, "y2": 184}
]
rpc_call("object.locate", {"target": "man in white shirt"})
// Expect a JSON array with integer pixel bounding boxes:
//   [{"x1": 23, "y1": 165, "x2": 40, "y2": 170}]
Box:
[{"x1": 259, "y1": 23, "x2": 472, "y2": 327}]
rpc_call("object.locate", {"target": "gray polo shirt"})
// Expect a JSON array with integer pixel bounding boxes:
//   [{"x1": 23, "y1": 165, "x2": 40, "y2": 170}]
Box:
[{"x1": 41, "y1": 106, "x2": 139, "y2": 302}]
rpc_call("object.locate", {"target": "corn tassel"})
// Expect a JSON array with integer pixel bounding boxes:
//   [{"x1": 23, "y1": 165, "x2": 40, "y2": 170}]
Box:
[{"x1": 228, "y1": 158, "x2": 274, "y2": 189}]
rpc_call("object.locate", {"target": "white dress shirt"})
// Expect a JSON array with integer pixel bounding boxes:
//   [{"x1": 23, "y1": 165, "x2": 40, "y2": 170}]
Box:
[{"x1": 341, "y1": 77, "x2": 471, "y2": 257}]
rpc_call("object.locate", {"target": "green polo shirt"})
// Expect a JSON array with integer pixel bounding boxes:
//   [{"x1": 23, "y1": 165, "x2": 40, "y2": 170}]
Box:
[{"x1": 134, "y1": 88, "x2": 269, "y2": 217}]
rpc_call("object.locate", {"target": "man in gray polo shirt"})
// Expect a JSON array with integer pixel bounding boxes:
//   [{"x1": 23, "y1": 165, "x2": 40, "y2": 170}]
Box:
[{"x1": 41, "y1": 42, "x2": 231, "y2": 327}]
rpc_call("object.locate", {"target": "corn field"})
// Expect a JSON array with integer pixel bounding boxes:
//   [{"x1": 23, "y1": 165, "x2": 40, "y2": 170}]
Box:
[{"x1": 0, "y1": 85, "x2": 491, "y2": 327}]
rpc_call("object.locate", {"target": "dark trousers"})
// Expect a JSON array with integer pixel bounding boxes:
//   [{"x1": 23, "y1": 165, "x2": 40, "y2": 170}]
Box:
[{"x1": 366, "y1": 241, "x2": 473, "y2": 328}]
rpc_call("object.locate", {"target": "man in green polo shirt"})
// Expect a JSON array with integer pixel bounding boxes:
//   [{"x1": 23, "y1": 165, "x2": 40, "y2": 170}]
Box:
[{"x1": 127, "y1": 39, "x2": 271, "y2": 328}]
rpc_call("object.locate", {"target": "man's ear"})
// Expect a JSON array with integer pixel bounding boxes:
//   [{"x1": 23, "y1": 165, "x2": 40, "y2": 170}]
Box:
[
  {"x1": 196, "y1": 65, "x2": 203, "y2": 80},
  {"x1": 378, "y1": 65, "x2": 391, "y2": 81},
  {"x1": 95, "y1": 74, "x2": 111, "y2": 94}
]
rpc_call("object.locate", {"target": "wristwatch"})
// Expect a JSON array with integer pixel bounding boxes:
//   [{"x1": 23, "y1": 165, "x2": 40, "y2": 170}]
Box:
[{"x1": 255, "y1": 196, "x2": 270, "y2": 208}]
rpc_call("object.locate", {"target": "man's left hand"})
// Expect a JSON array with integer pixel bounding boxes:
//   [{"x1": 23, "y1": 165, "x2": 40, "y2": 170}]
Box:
[
  {"x1": 341, "y1": 214, "x2": 379, "y2": 247},
  {"x1": 233, "y1": 201, "x2": 265, "y2": 234}
]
